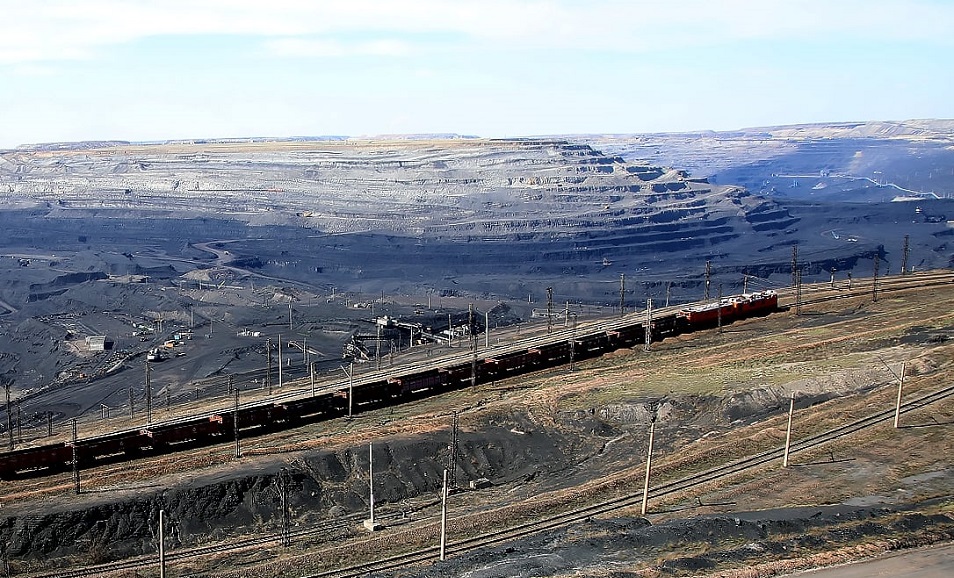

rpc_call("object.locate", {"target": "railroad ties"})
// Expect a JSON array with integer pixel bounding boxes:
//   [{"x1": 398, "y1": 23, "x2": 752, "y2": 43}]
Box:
[{"x1": 0, "y1": 291, "x2": 779, "y2": 479}]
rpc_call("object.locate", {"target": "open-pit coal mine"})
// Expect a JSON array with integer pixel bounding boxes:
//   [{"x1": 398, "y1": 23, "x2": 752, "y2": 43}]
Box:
[{"x1": 0, "y1": 126, "x2": 952, "y2": 577}]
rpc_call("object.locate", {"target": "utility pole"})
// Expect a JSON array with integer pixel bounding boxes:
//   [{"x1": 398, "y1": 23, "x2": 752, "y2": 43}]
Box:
[
  {"x1": 71, "y1": 418, "x2": 80, "y2": 494},
  {"x1": 449, "y1": 411, "x2": 459, "y2": 489},
  {"x1": 233, "y1": 388, "x2": 241, "y2": 458},
  {"x1": 569, "y1": 313, "x2": 577, "y2": 371},
  {"x1": 704, "y1": 260, "x2": 711, "y2": 300},
  {"x1": 619, "y1": 274, "x2": 626, "y2": 317},
  {"x1": 440, "y1": 468, "x2": 449, "y2": 561},
  {"x1": 546, "y1": 287, "x2": 553, "y2": 334},
  {"x1": 640, "y1": 413, "x2": 656, "y2": 516},
  {"x1": 288, "y1": 302, "x2": 293, "y2": 331},
  {"x1": 485, "y1": 310, "x2": 490, "y2": 348},
  {"x1": 717, "y1": 284, "x2": 724, "y2": 333},
  {"x1": 342, "y1": 363, "x2": 354, "y2": 418},
  {"x1": 158, "y1": 509, "x2": 166, "y2": 578},
  {"x1": 644, "y1": 298, "x2": 653, "y2": 352},
  {"x1": 310, "y1": 361, "x2": 316, "y2": 397},
  {"x1": 128, "y1": 387, "x2": 134, "y2": 419},
  {"x1": 266, "y1": 338, "x2": 273, "y2": 395},
  {"x1": 279, "y1": 468, "x2": 290, "y2": 547},
  {"x1": 466, "y1": 308, "x2": 477, "y2": 388},
  {"x1": 795, "y1": 268, "x2": 803, "y2": 316},
  {"x1": 872, "y1": 253, "x2": 880, "y2": 302},
  {"x1": 894, "y1": 361, "x2": 906, "y2": 428},
  {"x1": 364, "y1": 442, "x2": 378, "y2": 531},
  {"x1": 783, "y1": 391, "x2": 796, "y2": 468},
  {"x1": 791, "y1": 244, "x2": 798, "y2": 289},
  {"x1": 376, "y1": 323, "x2": 382, "y2": 370},
  {"x1": 278, "y1": 334, "x2": 283, "y2": 389},
  {"x1": 900, "y1": 235, "x2": 910, "y2": 276},
  {"x1": 145, "y1": 361, "x2": 153, "y2": 424},
  {"x1": 5, "y1": 382, "x2": 12, "y2": 450},
  {"x1": 468, "y1": 303, "x2": 474, "y2": 340}
]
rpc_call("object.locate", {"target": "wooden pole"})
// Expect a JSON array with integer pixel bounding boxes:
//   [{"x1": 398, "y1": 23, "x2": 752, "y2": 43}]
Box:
[
  {"x1": 440, "y1": 468, "x2": 448, "y2": 561},
  {"x1": 158, "y1": 509, "x2": 166, "y2": 578},
  {"x1": 233, "y1": 389, "x2": 241, "y2": 458},
  {"x1": 310, "y1": 361, "x2": 316, "y2": 397},
  {"x1": 368, "y1": 442, "x2": 375, "y2": 527},
  {"x1": 146, "y1": 361, "x2": 153, "y2": 423},
  {"x1": 266, "y1": 338, "x2": 272, "y2": 395},
  {"x1": 619, "y1": 273, "x2": 625, "y2": 317},
  {"x1": 645, "y1": 298, "x2": 653, "y2": 351},
  {"x1": 717, "y1": 284, "x2": 723, "y2": 332},
  {"x1": 640, "y1": 418, "x2": 655, "y2": 516},
  {"x1": 704, "y1": 260, "x2": 711, "y2": 300},
  {"x1": 71, "y1": 418, "x2": 80, "y2": 494},
  {"x1": 347, "y1": 363, "x2": 354, "y2": 418},
  {"x1": 376, "y1": 323, "x2": 382, "y2": 369},
  {"x1": 4, "y1": 383, "x2": 11, "y2": 450},
  {"x1": 783, "y1": 391, "x2": 796, "y2": 468},
  {"x1": 894, "y1": 361, "x2": 906, "y2": 428}
]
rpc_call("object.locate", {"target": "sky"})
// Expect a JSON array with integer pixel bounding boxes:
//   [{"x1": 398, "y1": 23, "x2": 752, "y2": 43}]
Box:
[{"x1": 1, "y1": 0, "x2": 952, "y2": 147}]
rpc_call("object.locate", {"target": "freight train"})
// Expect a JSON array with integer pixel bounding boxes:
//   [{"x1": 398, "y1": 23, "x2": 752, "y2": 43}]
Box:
[{"x1": 0, "y1": 291, "x2": 778, "y2": 479}]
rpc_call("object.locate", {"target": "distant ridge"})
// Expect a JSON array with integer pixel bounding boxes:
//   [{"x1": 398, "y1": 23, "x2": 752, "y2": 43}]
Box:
[
  {"x1": 558, "y1": 119, "x2": 954, "y2": 142},
  {"x1": 13, "y1": 120, "x2": 952, "y2": 153}
]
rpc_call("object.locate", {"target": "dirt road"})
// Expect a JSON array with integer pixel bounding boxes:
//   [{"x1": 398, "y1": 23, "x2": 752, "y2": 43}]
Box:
[{"x1": 792, "y1": 542, "x2": 954, "y2": 577}]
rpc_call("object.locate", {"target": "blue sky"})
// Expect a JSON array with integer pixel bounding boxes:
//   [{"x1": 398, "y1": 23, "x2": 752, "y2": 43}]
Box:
[{"x1": 1, "y1": 0, "x2": 952, "y2": 147}]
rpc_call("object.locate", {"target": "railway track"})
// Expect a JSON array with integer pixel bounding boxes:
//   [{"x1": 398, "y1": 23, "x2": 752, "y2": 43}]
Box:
[
  {"x1": 302, "y1": 382, "x2": 954, "y2": 578},
  {"x1": 23, "y1": 506, "x2": 416, "y2": 578},
  {"x1": 13, "y1": 272, "x2": 952, "y2": 453},
  {"x1": 28, "y1": 382, "x2": 953, "y2": 578},
  {"x1": 3, "y1": 272, "x2": 950, "y2": 480},
  {"x1": 15, "y1": 272, "x2": 954, "y2": 577}
]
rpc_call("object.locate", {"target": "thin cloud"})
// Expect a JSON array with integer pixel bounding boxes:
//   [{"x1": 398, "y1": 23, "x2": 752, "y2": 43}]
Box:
[
  {"x1": 2, "y1": 0, "x2": 952, "y2": 66},
  {"x1": 263, "y1": 38, "x2": 413, "y2": 58}
]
